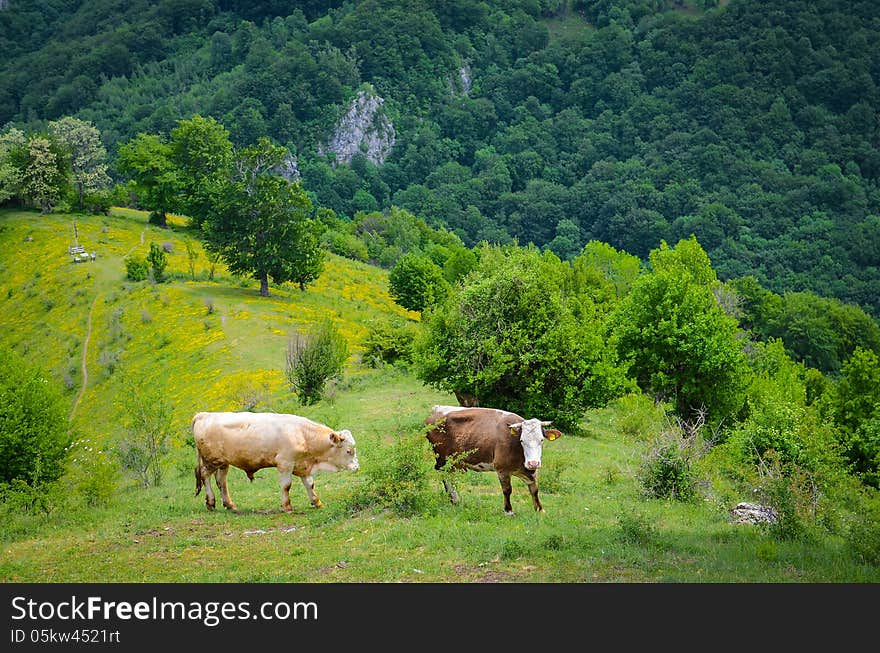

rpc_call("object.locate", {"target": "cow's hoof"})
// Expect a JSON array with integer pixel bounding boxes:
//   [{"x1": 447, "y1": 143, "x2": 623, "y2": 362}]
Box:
[
  {"x1": 504, "y1": 510, "x2": 515, "y2": 516},
  {"x1": 206, "y1": 503, "x2": 215, "y2": 511},
  {"x1": 282, "y1": 506, "x2": 294, "y2": 513},
  {"x1": 224, "y1": 505, "x2": 239, "y2": 513},
  {"x1": 312, "y1": 500, "x2": 324, "y2": 509}
]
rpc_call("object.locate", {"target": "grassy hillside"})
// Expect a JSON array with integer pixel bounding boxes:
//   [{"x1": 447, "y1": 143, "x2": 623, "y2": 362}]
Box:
[{"x1": 0, "y1": 208, "x2": 877, "y2": 583}]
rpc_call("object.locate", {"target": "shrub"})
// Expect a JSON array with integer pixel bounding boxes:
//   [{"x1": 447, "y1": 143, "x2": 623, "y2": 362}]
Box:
[
  {"x1": 321, "y1": 229, "x2": 369, "y2": 262},
  {"x1": 845, "y1": 496, "x2": 880, "y2": 565},
  {"x1": 67, "y1": 438, "x2": 119, "y2": 507},
  {"x1": 637, "y1": 420, "x2": 702, "y2": 501},
  {"x1": 388, "y1": 253, "x2": 449, "y2": 312},
  {"x1": 756, "y1": 451, "x2": 816, "y2": 542},
  {"x1": 285, "y1": 319, "x2": 348, "y2": 404},
  {"x1": 124, "y1": 255, "x2": 149, "y2": 281},
  {"x1": 611, "y1": 392, "x2": 668, "y2": 440},
  {"x1": 362, "y1": 317, "x2": 418, "y2": 367},
  {"x1": 346, "y1": 432, "x2": 440, "y2": 517},
  {"x1": 117, "y1": 378, "x2": 173, "y2": 487},
  {"x1": 0, "y1": 345, "x2": 70, "y2": 486},
  {"x1": 147, "y1": 242, "x2": 168, "y2": 282}
]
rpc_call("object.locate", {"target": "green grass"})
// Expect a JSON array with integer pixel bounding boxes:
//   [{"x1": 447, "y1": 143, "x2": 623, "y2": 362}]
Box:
[{"x1": 0, "y1": 208, "x2": 877, "y2": 583}]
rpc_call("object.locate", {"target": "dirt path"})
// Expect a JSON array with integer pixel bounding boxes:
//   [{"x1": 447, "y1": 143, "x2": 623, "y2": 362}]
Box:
[
  {"x1": 69, "y1": 294, "x2": 99, "y2": 422},
  {"x1": 123, "y1": 227, "x2": 146, "y2": 257}
]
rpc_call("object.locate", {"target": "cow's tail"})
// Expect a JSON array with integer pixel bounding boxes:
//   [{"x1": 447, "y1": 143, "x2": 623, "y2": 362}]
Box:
[
  {"x1": 192, "y1": 412, "x2": 205, "y2": 497},
  {"x1": 195, "y1": 451, "x2": 204, "y2": 497}
]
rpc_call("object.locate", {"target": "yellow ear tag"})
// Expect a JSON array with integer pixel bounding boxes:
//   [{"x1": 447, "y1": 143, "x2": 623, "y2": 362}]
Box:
[
  {"x1": 510, "y1": 427, "x2": 518, "y2": 436},
  {"x1": 546, "y1": 432, "x2": 557, "y2": 440}
]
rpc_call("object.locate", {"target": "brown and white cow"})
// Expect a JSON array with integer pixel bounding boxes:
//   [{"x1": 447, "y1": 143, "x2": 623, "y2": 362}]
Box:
[
  {"x1": 192, "y1": 411, "x2": 359, "y2": 513},
  {"x1": 424, "y1": 405, "x2": 562, "y2": 515}
]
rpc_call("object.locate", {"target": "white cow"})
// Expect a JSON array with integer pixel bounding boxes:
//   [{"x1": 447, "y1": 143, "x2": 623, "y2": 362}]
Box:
[{"x1": 192, "y1": 411, "x2": 359, "y2": 513}]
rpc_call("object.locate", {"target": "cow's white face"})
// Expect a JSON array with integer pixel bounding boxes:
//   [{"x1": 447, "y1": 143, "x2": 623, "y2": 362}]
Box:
[
  {"x1": 319, "y1": 429, "x2": 359, "y2": 473},
  {"x1": 512, "y1": 419, "x2": 549, "y2": 470}
]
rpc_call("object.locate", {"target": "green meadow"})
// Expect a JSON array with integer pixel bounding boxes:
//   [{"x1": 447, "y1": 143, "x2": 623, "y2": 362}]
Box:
[{"x1": 0, "y1": 208, "x2": 877, "y2": 583}]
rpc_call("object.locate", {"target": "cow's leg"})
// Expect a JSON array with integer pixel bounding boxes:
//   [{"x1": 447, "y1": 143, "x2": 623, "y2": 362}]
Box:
[
  {"x1": 442, "y1": 478, "x2": 460, "y2": 505},
  {"x1": 497, "y1": 471, "x2": 514, "y2": 515},
  {"x1": 525, "y1": 474, "x2": 544, "y2": 513},
  {"x1": 300, "y1": 475, "x2": 323, "y2": 508},
  {"x1": 278, "y1": 468, "x2": 294, "y2": 513},
  {"x1": 202, "y1": 469, "x2": 216, "y2": 511},
  {"x1": 215, "y1": 466, "x2": 237, "y2": 512}
]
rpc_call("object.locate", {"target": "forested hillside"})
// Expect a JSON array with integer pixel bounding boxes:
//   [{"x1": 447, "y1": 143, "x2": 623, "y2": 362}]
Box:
[{"x1": 2, "y1": 0, "x2": 880, "y2": 317}]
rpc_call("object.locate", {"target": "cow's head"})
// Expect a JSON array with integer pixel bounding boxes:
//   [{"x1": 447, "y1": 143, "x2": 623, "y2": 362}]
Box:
[
  {"x1": 510, "y1": 419, "x2": 562, "y2": 470},
  {"x1": 326, "y1": 429, "x2": 360, "y2": 472}
]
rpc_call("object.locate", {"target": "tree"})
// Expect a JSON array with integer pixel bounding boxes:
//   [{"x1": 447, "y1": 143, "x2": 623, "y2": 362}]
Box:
[
  {"x1": 168, "y1": 114, "x2": 233, "y2": 229},
  {"x1": 388, "y1": 252, "x2": 449, "y2": 312},
  {"x1": 116, "y1": 133, "x2": 179, "y2": 226},
  {"x1": 183, "y1": 237, "x2": 199, "y2": 280},
  {"x1": 48, "y1": 117, "x2": 111, "y2": 211},
  {"x1": 202, "y1": 137, "x2": 317, "y2": 297},
  {"x1": 0, "y1": 127, "x2": 26, "y2": 204},
  {"x1": 414, "y1": 244, "x2": 629, "y2": 431},
  {"x1": 17, "y1": 135, "x2": 68, "y2": 213},
  {"x1": 0, "y1": 345, "x2": 70, "y2": 486},
  {"x1": 287, "y1": 217, "x2": 325, "y2": 291},
  {"x1": 609, "y1": 238, "x2": 750, "y2": 428}
]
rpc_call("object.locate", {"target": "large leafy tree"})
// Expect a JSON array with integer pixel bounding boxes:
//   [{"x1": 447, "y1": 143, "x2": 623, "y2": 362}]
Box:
[
  {"x1": 202, "y1": 137, "x2": 322, "y2": 297},
  {"x1": 0, "y1": 127, "x2": 26, "y2": 205},
  {"x1": 115, "y1": 133, "x2": 179, "y2": 226},
  {"x1": 15, "y1": 134, "x2": 69, "y2": 214},
  {"x1": 168, "y1": 114, "x2": 233, "y2": 229},
  {"x1": 48, "y1": 116, "x2": 111, "y2": 211},
  {"x1": 609, "y1": 237, "x2": 750, "y2": 427},
  {"x1": 414, "y1": 244, "x2": 629, "y2": 431}
]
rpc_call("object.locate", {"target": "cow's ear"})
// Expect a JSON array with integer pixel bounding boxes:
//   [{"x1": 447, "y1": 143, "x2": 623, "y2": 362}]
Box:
[
  {"x1": 509, "y1": 422, "x2": 523, "y2": 436},
  {"x1": 544, "y1": 429, "x2": 563, "y2": 441}
]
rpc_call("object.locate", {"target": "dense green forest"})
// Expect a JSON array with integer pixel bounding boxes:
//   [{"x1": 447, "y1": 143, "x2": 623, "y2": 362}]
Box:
[{"x1": 1, "y1": 0, "x2": 879, "y2": 318}]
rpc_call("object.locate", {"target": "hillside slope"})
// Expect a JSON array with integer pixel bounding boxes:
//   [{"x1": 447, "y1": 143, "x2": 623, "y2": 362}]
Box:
[{"x1": 0, "y1": 207, "x2": 418, "y2": 441}]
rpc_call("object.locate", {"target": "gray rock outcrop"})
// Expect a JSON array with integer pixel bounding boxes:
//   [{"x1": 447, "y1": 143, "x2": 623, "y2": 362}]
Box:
[
  {"x1": 319, "y1": 87, "x2": 395, "y2": 166},
  {"x1": 730, "y1": 502, "x2": 778, "y2": 525}
]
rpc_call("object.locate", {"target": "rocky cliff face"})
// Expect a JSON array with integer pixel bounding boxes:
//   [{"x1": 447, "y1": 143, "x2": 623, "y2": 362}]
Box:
[{"x1": 318, "y1": 87, "x2": 395, "y2": 166}]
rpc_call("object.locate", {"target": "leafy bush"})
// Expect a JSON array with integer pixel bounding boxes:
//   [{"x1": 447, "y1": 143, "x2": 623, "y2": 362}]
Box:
[
  {"x1": 285, "y1": 319, "x2": 348, "y2": 404},
  {"x1": 611, "y1": 392, "x2": 668, "y2": 440},
  {"x1": 321, "y1": 229, "x2": 369, "y2": 262},
  {"x1": 0, "y1": 345, "x2": 70, "y2": 486},
  {"x1": 147, "y1": 242, "x2": 168, "y2": 282},
  {"x1": 362, "y1": 317, "x2": 418, "y2": 367},
  {"x1": 345, "y1": 432, "x2": 441, "y2": 517},
  {"x1": 637, "y1": 439, "x2": 698, "y2": 502},
  {"x1": 67, "y1": 438, "x2": 119, "y2": 507},
  {"x1": 117, "y1": 379, "x2": 173, "y2": 488},
  {"x1": 388, "y1": 252, "x2": 449, "y2": 312},
  {"x1": 124, "y1": 255, "x2": 149, "y2": 281},
  {"x1": 844, "y1": 495, "x2": 880, "y2": 565},
  {"x1": 756, "y1": 451, "x2": 817, "y2": 542}
]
